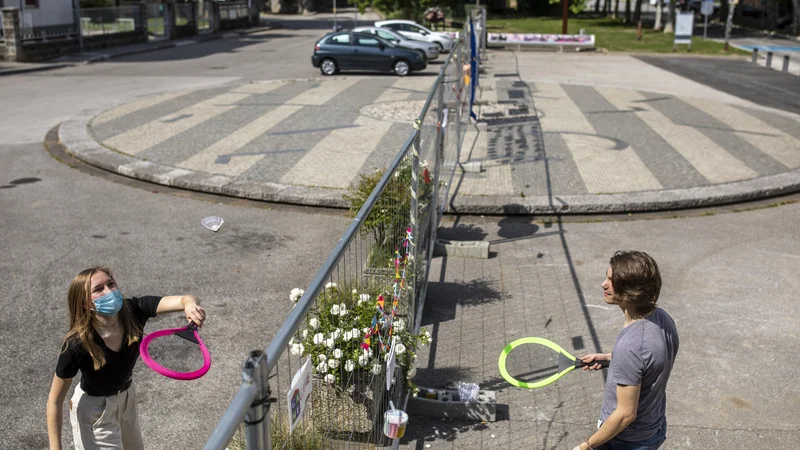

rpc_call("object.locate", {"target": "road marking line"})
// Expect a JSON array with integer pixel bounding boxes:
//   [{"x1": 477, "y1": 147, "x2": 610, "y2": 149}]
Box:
[
  {"x1": 286, "y1": 78, "x2": 360, "y2": 106},
  {"x1": 93, "y1": 91, "x2": 189, "y2": 125},
  {"x1": 683, "y1": 98, "x2": 800, "y2": 169},
  {"x1": 104, "y1": 92, "x2": 250, "y2": 155},
  {"x1": 597, "y1": 88, "x2": 758, "y2": 184},
  {"x1": 535, "y1": 83, "x2": 662, "y2": 193},
  {"x1": 179, "y1": 104, "x2": 303, "y2": 176},
  {"x1": 280, "y1": 115, "x2": 392, "y2": 189}
]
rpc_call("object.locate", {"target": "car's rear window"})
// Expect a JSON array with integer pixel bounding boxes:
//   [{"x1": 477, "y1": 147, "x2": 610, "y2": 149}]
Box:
[{"x1": 326, "y1": 34, "x2": 351, "y2": 45}]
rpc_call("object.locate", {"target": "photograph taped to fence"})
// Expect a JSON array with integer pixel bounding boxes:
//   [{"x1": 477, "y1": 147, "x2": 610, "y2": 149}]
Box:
[
  {"x1": 140, "y1": 322, "x2": 211, "y2": 380},
  {"x1": 498, "y1": 337, "x2": 608, "y2": 389}
]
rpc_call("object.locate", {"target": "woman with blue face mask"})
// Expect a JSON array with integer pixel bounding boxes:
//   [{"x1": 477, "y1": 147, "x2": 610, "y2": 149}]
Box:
[{"x1": 45, "y1": 267, "x2": 206, "y2": 450}]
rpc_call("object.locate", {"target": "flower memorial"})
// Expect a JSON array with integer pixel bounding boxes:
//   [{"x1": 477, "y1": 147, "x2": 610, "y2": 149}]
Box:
[{"x1": 288, "y1": 228, "x2": 431, "y2": 395}]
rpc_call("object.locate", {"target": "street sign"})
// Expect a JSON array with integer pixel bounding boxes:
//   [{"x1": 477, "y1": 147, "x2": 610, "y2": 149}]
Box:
[
  {"x1": 701, "y1": 0, "x2": 714, "y2": 15},
  {"x1": 674, "y1": 12, "x2": 695, "y2": 50}
]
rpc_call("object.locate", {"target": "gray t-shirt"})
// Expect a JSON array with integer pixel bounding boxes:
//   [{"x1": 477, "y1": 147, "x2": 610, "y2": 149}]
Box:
[{"x1": 600, "y1": 307, "x2": 679, "y2": 442}]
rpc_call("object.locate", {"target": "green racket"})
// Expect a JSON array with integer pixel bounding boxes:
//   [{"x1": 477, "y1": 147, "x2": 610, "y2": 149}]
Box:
[{"x1": 498, "y1": 337, "x2": 609, "y2": 389}]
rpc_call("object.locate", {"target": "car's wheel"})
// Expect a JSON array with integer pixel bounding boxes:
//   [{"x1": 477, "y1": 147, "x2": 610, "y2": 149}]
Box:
[
  {"x1": 393, "y1": 59, "x2": 411, "y2": 77},
  {"x1": 320, "y1": 58, "x2": 337, "y2": 76}
]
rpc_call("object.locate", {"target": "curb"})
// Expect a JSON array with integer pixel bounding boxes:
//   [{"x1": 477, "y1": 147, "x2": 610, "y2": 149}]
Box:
[
  {"x1": 59, "y1": 109, "x2": 349, "y2": 208},
  {"x1": 447, "y1": 171, "x2": 800, "y2": 214},
  {"x1": 0, "y1": 63, "x2": 74, "y2": 76},
  {"x1": 79, "y1": 25, "x2": 276, "y2": 64}
]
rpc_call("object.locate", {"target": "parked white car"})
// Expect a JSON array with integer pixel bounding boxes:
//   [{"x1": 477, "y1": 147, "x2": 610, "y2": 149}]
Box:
[
  {"x1": 353, "y1": 26, "x2": 440, "y2": 61},
  {"x1": 374, "y1": 20, "x2": 455, "y2": 52}
]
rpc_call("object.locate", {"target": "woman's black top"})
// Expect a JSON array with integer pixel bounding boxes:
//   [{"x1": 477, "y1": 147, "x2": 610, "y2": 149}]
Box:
[{"x1": 55, "y1": 296, "x2": 162, "y2": 396}]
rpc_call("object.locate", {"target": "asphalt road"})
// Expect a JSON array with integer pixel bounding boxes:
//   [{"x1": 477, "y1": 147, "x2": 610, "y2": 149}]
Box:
[{"x1": 1, "y1": 17, "x2": 799, "y2": 450}]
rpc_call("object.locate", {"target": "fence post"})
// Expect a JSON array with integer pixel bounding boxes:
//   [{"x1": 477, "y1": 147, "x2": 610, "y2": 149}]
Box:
[
  {"x1": 410, "y1": 122, "x2": 421, "y2": 327},
  {"x1": 243, "y1": 351, "x2": 271, "y2": 450},
  {"x1": 751, "y1": 47, "x2": 758, "y2": 64},
  {"x1": 164, "y1": 2, "x2": 176, "y2": 39},
  {"x1": 1, "y1": 8, "x2": 23, "y2": 62},
  {"x1": 766, "y1": 51, "x2": 773, "y2": 68},
  {"x1": 211, "y1": 1, "x2": 221, "y2": 32},
  {"x1": 783, "y1": 55, "x2": 790, "y2": 72}
]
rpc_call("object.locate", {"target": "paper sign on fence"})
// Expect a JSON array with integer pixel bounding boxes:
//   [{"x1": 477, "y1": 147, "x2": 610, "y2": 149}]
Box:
[{"x1": 287, "y1": 357, "x2": 313, "y2": 433}]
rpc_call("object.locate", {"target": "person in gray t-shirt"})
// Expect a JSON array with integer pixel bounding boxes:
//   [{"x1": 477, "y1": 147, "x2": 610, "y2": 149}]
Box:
[{"x1": 572, "y1": 251, "x2": 679, "y2": 450}]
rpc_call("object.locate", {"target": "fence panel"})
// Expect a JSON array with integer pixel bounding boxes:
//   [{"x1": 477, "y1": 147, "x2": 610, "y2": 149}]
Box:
[
  {"x1": 146, "y1": 3, "x2": 167, "y2": 38},
  {"x1": 174, "y1": 2, "x2": 195, "y2": 28},
  {"x1": 198, "y1": 1, "x2": 213, "y2": 33},
  {"x1": 19, "y1": 8, "x2": 77, "y2": 41},
  {"x1": 79, "y1": 6, "x2": 144, "y2": 38},
  {"x1": 202, "y1": 26, "x2": 479, "y2": 450}
]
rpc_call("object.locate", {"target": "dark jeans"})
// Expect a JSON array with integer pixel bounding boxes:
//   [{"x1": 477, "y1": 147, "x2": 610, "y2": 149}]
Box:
[{"x1": 596, "y1": 420, "x2": 667, "y2": 450}]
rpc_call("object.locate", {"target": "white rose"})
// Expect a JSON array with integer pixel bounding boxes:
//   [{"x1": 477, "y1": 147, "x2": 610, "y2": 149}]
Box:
[
  {"x1": 330, "y1": 304, "x2": 340, "y2": 315},
  {"x1": 351, "y1": 328, "x2": 360, "y2": 338},
  {"x1": 313, "y1": 333, "x2": 324, "y2": 345},
  {"x1": 289, "y1": 288, "x2": 304, "y2": 303},
  {"x1": 325, "y1": 338, "x2": 335, "y2": 348},
  {"x1": 317, "y1": 362, "x2": 328, "y2": 373},
  {"x1": 325, "y1": 282, "x2": 337, "y2": 290},
  {"x1": 371, "y1": 363, "x2": 382, "y2": 374},
  {"x1": 363, "y1": 327, "x2": 370, "y2": 336},
  {"x1": 324, "y1": 374, "x2": 335, "y2": 384},
  {"x1": 333, "y1": 348, "x2": 343, "y2": 359},
  {"x1": 332, "y1": 328, "x2": 342, "y2": 340},
  {"x1": 393, "y1": 319, "x2": 405, "y2": 332},
  {"x1": 358, "y1": 354, "x2": 368, "y2": 366},
  {"x1": 345, "y1": 360, "x2": 355, "y2": 372},
  {"x1": 352, "y1": 289, "x2": 358, "y2": 294},
  {"x1": 395, "y1": 343, "x2": 406, "y2": 355},
  {"x1": 302, "y1": 329, "x2": 308, "y2": 339},
  {"x1": 343, "y1": 331, "x2": 353, "y2": 341},
  {"x1": 289, "y1": 337, "x2": 298, "y2": 346},
  {"x1": 339, "y1": 303, "x2": 347, "y2": 316},
  {"x1": 328, "y1": 359, "x2": 340, "y2": 369},
  {"x1": 309, "y1": 318, "x2": 319, "y2": 330},
  {"x1": 290, "y1": 343, "x2": 304, "y2": 356},
  {"x1": 358, "y1": 294, "x2": 370, "y2": 304}
]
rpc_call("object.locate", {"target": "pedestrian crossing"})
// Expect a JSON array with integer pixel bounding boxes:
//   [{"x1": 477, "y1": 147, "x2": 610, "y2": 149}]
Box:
[{"x1": 90, "y1": 77, "x2": 800, "y2": 195}]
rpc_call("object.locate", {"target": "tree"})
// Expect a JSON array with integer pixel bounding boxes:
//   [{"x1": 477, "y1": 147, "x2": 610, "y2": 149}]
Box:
[
  {"x1": 664, "y1": 0, "x2": 675, "y2": 33},
  {"x1": 625, "y1": 0, "x2": 632, "y2": 22},
  {"x1": 654, "y1": 0, "x2": 663, "y2": 29},
  {"x1": 793, "y1": 0, "x2": 799, "y2": 35},
  {"x1": 766, "y1": 0, "x2": 779, "y2": 29},
  {"x1": 634, "y1": 0, "x2": 643, "y2": 22}
]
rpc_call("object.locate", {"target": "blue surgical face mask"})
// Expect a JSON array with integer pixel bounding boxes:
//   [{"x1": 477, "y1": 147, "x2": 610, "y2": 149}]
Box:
[{"x1": 93, "y1": 289, "x2": 123, "y2": 316}]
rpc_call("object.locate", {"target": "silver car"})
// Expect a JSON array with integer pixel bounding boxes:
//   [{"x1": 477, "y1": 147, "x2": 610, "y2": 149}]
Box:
[{"x1": 352, "y1": 26, "x2": 440, "y2": 61}]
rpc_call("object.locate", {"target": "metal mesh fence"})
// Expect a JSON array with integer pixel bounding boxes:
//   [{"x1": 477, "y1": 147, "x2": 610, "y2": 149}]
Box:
[
  {"x1": 203, "y1": 20, "x2": 480, "y2": 450},
  {"x1": 146, "y1": 3, "x2": 167, "y2": 38},
  {"x1": 79, "y1": 6, "x2": 144, "y2": 38},
  {"x1": 198, "y1": 1, "x2": 213, "y2": 33},
  {"x1": 18, "y1": 7, "x2": 77, "y2": 41}
]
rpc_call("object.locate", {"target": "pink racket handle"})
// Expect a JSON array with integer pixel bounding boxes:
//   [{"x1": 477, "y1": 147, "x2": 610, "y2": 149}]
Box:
[{"x1": 140, "y1": 324, "x2": 211, "y2": 380}]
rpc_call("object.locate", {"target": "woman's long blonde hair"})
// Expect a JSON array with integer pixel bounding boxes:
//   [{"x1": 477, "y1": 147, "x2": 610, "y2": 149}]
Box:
[{"x1": 63, "y1": 267, "x2": 142, "y2": 370}]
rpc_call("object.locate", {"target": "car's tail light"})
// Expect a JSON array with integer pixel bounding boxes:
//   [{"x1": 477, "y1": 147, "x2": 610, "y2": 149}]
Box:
[{"x1": 315, "y1": 44, "x2": 320, "y2": 52}]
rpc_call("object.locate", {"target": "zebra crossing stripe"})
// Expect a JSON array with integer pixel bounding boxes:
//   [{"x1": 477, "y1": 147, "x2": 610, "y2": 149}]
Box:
[
  {"x1": 104, "y1": 92, "x2": 251, "y2": 155},
  {"x1": 93, "y1": 91, "x2": 189, "y2": 126},
  {"x1": 228, "y1": 82, "x2": 290, "y2": 94},
  {"x1": 179, "y1": 104, "x2": 304, "y2": 176},
  {"x1": 374, "y1": 78, "x2": 435, "y2": 103},
  {"x1": 683, "y1": 98, "x2": 800, "y2": 169},
  {"x1": 287, "y1": 79, "x2": 360, "y2": 106},
  {"x1": 280, "y1": 115, "x2": 392, "y2": 189},
  {"x1": 596, "y1": 88, "x2": 758, "y2": 184},
  {"x1": 534, "y1": 83, "x2": 662, "y2": 194}
]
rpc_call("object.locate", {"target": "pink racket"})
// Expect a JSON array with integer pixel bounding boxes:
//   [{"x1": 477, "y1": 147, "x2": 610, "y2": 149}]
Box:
[{"x1": 140, "y1": 323, "x2": 211, "y2": 380}]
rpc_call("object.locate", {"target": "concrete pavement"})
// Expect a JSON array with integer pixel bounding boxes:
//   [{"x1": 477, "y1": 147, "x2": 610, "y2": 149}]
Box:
[{"x1": 58, "y1": 50, "x2": 800, "y2": 213}]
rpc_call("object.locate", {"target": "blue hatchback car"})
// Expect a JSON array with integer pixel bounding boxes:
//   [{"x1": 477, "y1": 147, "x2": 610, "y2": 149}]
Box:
[{"x1": 312, "y1": 31, "x2": 427, "y2": 77}]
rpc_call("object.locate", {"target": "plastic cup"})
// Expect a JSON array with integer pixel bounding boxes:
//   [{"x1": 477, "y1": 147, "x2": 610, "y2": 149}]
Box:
[{"x1": 383, "y1": 409, "x2": 408, "y2": 439}]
